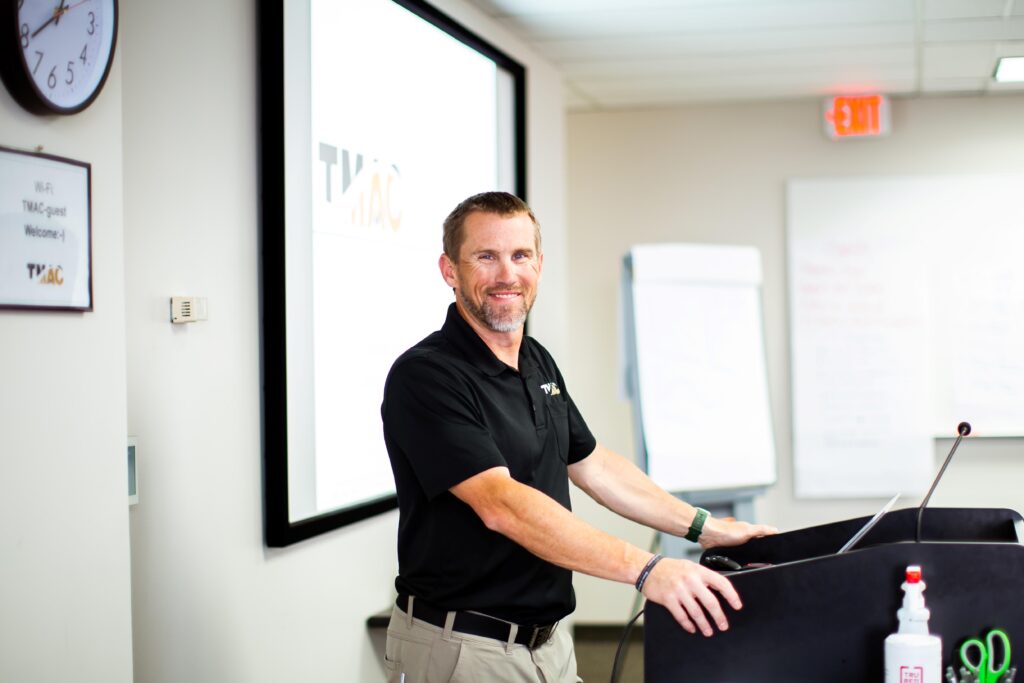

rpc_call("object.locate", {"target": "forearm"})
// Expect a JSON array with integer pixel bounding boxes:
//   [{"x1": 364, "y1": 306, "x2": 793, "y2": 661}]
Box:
[
  {"x1": 451, "y1": 467, "x2": 651, "y2": 585},
  {"x1": 451, "y1": 464, "x2": 758, "y2": 637},
  {"x1": 490, "y1": 480, "x2": 740, "y2": 638},
  {"x1": 570, "y1": 444, "x2": 698, "y2": 537},
  {"x1": 570, "y1": 444, "x2": 777, "y2": 548}
]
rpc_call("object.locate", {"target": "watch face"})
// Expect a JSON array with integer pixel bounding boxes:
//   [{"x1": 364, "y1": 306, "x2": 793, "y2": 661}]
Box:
[{"x1": 13, "y1": 0, "x2": 117, "y2": 114}]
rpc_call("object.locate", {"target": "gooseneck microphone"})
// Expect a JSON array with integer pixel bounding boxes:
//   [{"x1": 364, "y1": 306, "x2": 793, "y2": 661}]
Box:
[{"x1": 915, "y1": 421, "x2": 971, "y2": 542}]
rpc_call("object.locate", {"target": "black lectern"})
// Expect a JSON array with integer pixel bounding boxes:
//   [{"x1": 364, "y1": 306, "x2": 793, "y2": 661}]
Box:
[{"x1": 644, "y1": 507, "x2": 1024, "y2": 682}]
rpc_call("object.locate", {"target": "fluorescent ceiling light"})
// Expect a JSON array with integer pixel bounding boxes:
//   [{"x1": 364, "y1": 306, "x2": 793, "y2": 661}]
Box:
[{"x1": 994, "y1": 56, "x2": 1024, "y2": 82}]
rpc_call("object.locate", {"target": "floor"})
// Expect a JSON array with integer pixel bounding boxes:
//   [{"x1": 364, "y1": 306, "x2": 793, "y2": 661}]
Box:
[{"x1": 573, "y1": 625, "x2": 644, "y2": 683}]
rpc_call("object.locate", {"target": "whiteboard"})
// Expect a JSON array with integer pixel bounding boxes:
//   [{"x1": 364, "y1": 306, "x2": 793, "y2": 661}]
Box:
[
  {"x1": 788, "y1": 175, "x2": 1024, "y2": 497},
  {"x1": 623, "y1": 244, "x2": 777, "y2": 493}
]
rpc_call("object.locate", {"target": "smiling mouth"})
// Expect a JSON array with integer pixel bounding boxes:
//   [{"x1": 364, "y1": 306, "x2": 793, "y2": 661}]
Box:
[{"x1": 488, "y1": 291, "x2": 521, "y2": 299}]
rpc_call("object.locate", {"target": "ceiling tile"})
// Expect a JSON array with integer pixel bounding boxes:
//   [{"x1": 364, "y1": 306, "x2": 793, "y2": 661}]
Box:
[
  {"x1": 504, "y1": 0, "x2": 916, "y2": 40},
  {"x1": 459, "y1": 0, "x2": 1024, "y2": 107},
  {"x1": 539, "y1": 24, "x2": 917, "y2": 62},
  {"x1": 924, "y1": 16, "x2": 1024, "y2": 42}
]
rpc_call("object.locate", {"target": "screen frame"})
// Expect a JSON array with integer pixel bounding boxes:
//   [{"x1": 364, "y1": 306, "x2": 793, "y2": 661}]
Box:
[{"x1": 258, "y1": 0, "x2": 527, "y2": 547}]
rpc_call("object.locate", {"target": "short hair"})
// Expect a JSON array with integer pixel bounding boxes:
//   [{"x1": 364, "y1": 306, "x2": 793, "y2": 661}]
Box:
[{"x1": 442, "y1": 191, "x2": 541, "y2": 261}]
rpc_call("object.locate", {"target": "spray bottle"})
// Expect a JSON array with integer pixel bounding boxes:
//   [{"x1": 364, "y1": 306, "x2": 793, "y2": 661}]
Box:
[{"x1": 884, "y1": 565, "x2": 942, "y2": 683}]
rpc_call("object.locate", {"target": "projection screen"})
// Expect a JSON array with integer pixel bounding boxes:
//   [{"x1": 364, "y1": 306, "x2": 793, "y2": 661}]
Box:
[{"x1": 260, "y1": 0, "x2": 526, "y2": 546}]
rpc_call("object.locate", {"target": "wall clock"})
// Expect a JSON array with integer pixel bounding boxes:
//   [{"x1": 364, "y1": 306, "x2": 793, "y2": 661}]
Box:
[{"x1": 0, "y1": 0, "x2": 118, "y2": 115}]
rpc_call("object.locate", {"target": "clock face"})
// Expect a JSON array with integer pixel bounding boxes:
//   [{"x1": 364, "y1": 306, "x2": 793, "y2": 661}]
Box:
[{"x1": 9, "y1": 0, "x2": 118, "y2": 114}]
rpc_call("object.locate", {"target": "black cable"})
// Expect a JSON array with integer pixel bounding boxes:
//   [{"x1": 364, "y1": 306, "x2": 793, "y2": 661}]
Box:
[
  {"x1": 609, "y1": 607, "x2": 645, "y2": 683},
  {"x1": 608, "y1": 530, "x2": 660, "y2": 683}
]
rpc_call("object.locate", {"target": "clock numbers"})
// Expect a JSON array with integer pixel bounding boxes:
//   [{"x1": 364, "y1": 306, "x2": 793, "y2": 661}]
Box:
[{"x1": 8, "y1": 0, "x2": 117, "y2": 114}]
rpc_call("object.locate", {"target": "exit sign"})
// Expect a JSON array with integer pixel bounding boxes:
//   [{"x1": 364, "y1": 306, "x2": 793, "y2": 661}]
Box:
[{"x1": 823, "y1": 94, "x2": 890, "y2": 139}]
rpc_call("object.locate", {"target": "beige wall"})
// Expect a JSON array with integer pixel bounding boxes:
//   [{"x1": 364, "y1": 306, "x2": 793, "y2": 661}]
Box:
[
  {"x1": 0, "y1": 40, "x2": 133, "y2": 683},
  {"x1": 566, "y1": 95, "x2": 1024, "y2": 622}
]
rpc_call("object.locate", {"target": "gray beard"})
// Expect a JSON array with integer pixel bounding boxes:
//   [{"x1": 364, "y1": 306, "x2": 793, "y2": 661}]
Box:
[{"x1": 458, "y1": 289, "x2": 530, "y2": 333}]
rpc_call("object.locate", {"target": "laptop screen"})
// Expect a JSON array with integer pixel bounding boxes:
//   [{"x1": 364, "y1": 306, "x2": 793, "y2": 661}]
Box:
[{"x1": 836, "y1": 493, "x2": 900, "y2": 554}]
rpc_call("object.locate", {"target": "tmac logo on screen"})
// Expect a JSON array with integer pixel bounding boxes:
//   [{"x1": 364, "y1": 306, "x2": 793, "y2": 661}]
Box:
[{"x1": 318, "y1": 143, "x2": 403, "y2": 232}]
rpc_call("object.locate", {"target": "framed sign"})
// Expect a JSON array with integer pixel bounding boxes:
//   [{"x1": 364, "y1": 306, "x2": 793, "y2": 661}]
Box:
[{"x1": 0, "y1": 146, "x2": 92, "y2": 311}]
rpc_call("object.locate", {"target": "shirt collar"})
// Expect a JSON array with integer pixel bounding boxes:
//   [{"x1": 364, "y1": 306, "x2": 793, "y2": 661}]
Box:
[{"x1": 441, "y1": 303, "x2": 537, "y2": 377}]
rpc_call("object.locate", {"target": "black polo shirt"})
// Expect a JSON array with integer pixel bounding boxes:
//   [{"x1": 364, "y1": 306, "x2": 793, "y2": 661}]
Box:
[{"x1": 381, "y1": 303, "x2": 597, "y2": 624}]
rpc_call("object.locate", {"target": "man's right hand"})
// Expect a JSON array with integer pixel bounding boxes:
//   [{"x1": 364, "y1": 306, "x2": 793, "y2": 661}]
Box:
[{"x1": 639, "y1": 557, "x2": 742, "y2": 637}]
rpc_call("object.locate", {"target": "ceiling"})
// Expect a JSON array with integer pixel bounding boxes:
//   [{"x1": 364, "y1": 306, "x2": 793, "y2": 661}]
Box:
[{"x1": 461, "y1": 0, "x2": 1024, "y2": 110}]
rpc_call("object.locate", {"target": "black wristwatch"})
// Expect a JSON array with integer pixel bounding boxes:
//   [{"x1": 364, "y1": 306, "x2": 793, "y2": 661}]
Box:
[{"x1": 685, "y1": 507, "x2": 709, "y2": 542}]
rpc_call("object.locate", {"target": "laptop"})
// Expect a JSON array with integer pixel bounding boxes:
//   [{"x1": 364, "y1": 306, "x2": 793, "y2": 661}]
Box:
[{"x1": 836, "y1": 493, "x2": 901, "y2": 554}]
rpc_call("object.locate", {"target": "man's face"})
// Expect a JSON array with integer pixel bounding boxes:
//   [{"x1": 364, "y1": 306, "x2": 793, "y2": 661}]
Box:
[{"x1": 440, "y1": 211, "x2": 543, "y2": 334}]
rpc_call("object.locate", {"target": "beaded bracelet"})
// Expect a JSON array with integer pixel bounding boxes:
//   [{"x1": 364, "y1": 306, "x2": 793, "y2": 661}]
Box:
[{"x1": 634, "y1": 553, "x2": 664, "y2": 592}]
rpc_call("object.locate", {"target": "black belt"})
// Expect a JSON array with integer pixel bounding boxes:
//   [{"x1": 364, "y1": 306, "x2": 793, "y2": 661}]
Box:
[{"x1": 396, "y1": 594, "x2": 558, "y2": 650}]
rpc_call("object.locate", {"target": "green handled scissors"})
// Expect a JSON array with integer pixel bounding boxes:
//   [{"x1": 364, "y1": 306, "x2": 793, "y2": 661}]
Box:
[{"x1": 960, "y1": 628, "x2": 1012, "y2": 683}]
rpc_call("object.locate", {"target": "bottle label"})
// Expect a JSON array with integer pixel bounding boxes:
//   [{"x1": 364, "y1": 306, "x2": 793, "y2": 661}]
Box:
[{"x1": 899, "y1": 666, "x2": 923, "y2": 682}]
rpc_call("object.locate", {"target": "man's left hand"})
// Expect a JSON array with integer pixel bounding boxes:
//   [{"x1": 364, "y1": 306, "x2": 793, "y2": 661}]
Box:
[{"x1": 698, "y1": 516, "x2": 778, "y2": 549}]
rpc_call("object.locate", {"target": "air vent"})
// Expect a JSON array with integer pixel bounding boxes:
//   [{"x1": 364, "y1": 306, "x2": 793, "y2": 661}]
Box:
[{"x1": 170, "y1": 297, "x2": 208, "y2": 324}]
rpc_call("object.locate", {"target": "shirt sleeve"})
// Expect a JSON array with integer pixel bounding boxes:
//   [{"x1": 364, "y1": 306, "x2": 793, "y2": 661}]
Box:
[
  {"x1": 382, "y1": 355, "x2": 507, "y2": 499},
  {"x1": 526, "y1": 337, "x2": 597, "y2": 465},
  {"x1": 561, "y1": 368, "x2": 598, "y2": 464},
  {"x1": 562, "y1": 379, "x2": 597, "y2": 464}
]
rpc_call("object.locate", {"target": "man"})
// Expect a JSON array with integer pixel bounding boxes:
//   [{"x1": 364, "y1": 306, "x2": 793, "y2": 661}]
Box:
[{"x1": 381, "y1": 192, "x2": 776, "y2": 682}]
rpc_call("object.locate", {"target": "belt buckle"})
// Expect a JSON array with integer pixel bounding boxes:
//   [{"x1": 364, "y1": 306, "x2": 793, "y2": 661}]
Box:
[{"x1": 527, "y1": 622, "x2": 556, "y2": 649}]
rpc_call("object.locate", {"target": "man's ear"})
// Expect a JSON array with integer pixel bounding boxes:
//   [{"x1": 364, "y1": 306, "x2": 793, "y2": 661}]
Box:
[{"x1": 439, "y1": 253, "x2": 458, "y2": 288}]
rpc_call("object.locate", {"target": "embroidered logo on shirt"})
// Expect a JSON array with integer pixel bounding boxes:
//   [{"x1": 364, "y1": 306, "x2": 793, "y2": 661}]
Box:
[{"x1": 539, "y1": 382, "x2": 561, "y2": 396}]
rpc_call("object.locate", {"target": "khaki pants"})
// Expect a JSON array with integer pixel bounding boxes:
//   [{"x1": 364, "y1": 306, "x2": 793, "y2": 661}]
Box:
[{"x1": 384, "y1": 604, "x2": 582, "y2": 683}]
